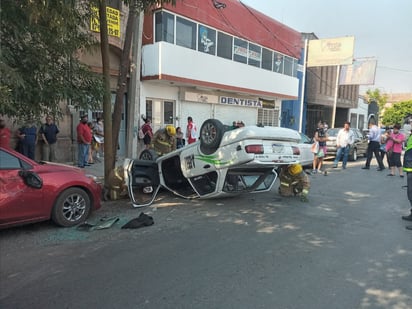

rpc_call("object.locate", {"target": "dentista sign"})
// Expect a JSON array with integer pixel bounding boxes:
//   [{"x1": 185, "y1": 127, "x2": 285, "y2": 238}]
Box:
[{"x1": 219, "y1": 96, "x2": 262, "y2": 108}]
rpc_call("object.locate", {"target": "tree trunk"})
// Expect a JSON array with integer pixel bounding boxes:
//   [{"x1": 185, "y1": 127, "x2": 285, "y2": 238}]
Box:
[{"x1": 111, "y1": 2, "x2": 137, "y2": 169}]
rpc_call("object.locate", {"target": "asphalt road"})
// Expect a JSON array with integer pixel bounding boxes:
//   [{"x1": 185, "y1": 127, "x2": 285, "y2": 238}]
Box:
[{"x1": 1, "y1": 159, "x2": 411, "y2": 309}]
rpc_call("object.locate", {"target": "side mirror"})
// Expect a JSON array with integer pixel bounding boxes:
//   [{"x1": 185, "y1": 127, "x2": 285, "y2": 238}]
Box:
[{"x1": 18, "y1": 170, "x2": 43, "y2": 189}]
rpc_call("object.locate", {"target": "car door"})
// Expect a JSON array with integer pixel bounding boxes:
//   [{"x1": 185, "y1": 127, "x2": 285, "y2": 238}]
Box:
[
  {"x1": 0, "y1": 150, "x2": 45, "y2": 226},
  {"x1": 124, "y1": 158, "x2": 161, "y2": 207}
]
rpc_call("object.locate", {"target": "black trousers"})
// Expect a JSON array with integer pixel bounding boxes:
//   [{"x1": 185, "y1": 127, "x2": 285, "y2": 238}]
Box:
[{"x1": 365, "y1": 141, "x2": 384, "y2": 169}]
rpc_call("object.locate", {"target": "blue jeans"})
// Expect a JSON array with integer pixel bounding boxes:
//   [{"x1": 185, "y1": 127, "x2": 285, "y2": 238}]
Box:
[
  {"x1": 334, "y1": 145, "x2": 350, "y2": 167},
  {"x1": 78, "y1": 143, "x2": 90, "y2": 167}
]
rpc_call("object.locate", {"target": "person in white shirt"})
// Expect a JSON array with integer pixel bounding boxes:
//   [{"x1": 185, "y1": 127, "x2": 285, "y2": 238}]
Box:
[{"x1": 333, "y1": 121, "x2": 355, "y2": 169}]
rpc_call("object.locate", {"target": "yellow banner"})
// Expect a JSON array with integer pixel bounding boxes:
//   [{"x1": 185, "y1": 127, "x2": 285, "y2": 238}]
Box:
[
  {"x1": 307, "y1": 36, "x2": 355, "y2": 67},
  {"x1": 90, "y1": 6, "x2": 120, "y2": 38}
]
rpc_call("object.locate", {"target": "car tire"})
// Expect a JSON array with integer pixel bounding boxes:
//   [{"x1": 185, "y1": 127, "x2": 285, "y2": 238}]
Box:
[
  {"x1": 350, "y1": 148, "x2": 358, "y2": 161},
  {"x1": 139, "y1": 149, "x2": 158, "y2": 161},
  {"x1": 51, "y1": 188, "x2": 91, "y2": 227},
  {"x1": 200, "y1": 119, "x2": 225, "y2": 155}
]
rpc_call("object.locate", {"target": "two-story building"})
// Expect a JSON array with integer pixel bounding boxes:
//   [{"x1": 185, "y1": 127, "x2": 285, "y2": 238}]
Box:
[{"x1": 133, "y1": 0, "x2": 302, "y2": 154}]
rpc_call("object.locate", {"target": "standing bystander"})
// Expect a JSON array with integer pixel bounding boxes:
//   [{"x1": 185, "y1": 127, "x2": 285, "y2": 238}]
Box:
[
  {"x1": 401, "y1": 130, "x2": 412, "y2": 230},
  {"x1": 380, "y1": 127, "x2": 391, "y2": 167},
  {"x1": 0, "y1": 119, "x2": 11, "y2": 149},
  {"x1": 176, "y1": 127, "x2": 185, "y2": 149},
  {"x1": 77, "y1": 115, "x2": 92, "y2": 168},
  {"x1": 312, "y1": 121, "x2": 328, "y2": 173},
  {"x1": 186, "y1": 116, "x2": 197, "y2": 144},
  {"x1": 94, "y1": 117, "x2": 104, "y2": 158},
  {"x1": 17, "y1": 121, "x2": 37, "y2": 160},
  {"x1": 39, "y1": 115, "x2": 59, "y2": 162},
  {"x1": 141, "y1": 117, "x2": 153, "y2": 149},
  {"x1": 362, "y1": 121, "x2": 385, "y2": 171},
  {"x1": 385, "y1": 123, "x2": 405, "y2": 177},
  {"x1": 333, "y1": 121, "x2": 354, "y2": 169}
]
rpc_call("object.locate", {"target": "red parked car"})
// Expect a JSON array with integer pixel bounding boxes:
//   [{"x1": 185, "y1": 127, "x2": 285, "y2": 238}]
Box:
[{"x1": 0, "y1": 147, "x2": 102, "y2": 229}]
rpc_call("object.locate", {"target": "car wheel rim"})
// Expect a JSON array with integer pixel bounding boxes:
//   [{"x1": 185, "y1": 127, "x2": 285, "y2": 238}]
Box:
[
  {"x1": 141, "y1": 152, "x2": 152, "y2": 160},
  {"x1": 201, "y1": 123, "x2": 217, "y2": 145},
  {"x1": 62, "y1": 194, "x2": 87, "y2": 222}
]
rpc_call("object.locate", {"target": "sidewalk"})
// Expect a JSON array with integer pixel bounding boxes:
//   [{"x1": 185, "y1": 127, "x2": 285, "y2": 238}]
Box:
[{"x1": 70, "y1": 156, "x2": 125, "y2": 180}]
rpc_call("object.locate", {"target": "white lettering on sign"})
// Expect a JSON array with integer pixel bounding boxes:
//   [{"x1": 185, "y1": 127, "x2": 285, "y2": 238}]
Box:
[{"x1": 219, "y1": 96, "x2": 262, "y2": 108}]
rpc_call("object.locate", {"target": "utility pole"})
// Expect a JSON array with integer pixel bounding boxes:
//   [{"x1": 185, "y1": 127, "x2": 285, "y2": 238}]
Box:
[{"x1": 126, "y1": 11, "x2": 144, "y2": 158}]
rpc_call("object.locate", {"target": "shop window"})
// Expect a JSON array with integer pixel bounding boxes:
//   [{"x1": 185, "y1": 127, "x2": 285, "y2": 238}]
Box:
[
  {"x1": 273, "y1": 52, "x2": 284, "y2": 73},
  {"x1": 262, "y1": 48, "x2": 273, "y2": 71},
  {"x1": 198, "y1": 25, "x2": 216, "y2": 55},
  {"x1": 217, "y1": 32, "x2": 232, "y2": 60},
  {"x1": 248, "y1": 43, "x2": 261, "y2": 68},
  {"x1": 163, "y1": 101, "x2": 175, "y2": 124},
  {"x1": 146, "y1": 100, "x2": 153, "y2": 120},
  {"x1": 155, "y1": 11, "x2": 174, "y2": 43},
  {"x1": 233, "y1": 38, "x2": 247, "y2": 64},
  {"x1": 176, "y1": 17, "x2": 196, "y2": 50}
]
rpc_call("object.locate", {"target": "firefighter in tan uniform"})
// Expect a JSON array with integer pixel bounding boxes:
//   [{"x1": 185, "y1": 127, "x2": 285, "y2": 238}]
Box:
[
  {"x1": 152, "y1": 125, "x2": 177, "y2": 156},
  {"x1": 278, "y1": 164, "x2": 310, "y2": 202}
]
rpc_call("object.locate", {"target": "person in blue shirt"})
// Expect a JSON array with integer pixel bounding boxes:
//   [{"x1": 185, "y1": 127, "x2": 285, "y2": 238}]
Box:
[
  {"x1": 17, "y1": 121, "x2": 38, "y2": 160},
  {"x1": 362, "y1": 121, "x2": 385, "y2": 171}
]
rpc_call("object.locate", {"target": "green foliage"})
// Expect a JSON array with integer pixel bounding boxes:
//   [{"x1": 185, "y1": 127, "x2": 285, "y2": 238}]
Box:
[
  {"x1": 365, "y1": 88, "x2": 388, "y2": 115},
  {"x1": 381, "y1": 100, "x2": 412, "y2": 126},
  {"x1": 0, "y1": 0, "x2": 103, "y2": 121},
  {"x1": 123, "y1": 0, "x2": 176, "y2": 12}
]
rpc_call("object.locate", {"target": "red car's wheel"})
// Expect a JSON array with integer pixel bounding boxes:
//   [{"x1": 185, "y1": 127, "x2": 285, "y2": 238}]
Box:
[{"x1": 52, "y1": 188, "x2": 91, "y2": 227}]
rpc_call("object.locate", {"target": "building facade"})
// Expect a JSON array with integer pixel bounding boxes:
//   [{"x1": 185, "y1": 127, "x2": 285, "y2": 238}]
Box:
[
  {"x1": 302, "y1": 33, "x2": 360, "y2": 136},
  {"x1": 129, "y1": 0, "x2": 302, "y2": 156}
]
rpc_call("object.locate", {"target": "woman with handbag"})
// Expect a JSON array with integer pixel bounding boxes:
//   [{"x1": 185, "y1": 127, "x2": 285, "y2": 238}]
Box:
[
  {"x1": 312, "y1": 121, "x2": 328, "y2": 174},
  {"x1": 380, "y1": 127, "x2": 391, "y2": 167},
  {"x1": 386, "y1": 123, "x2": 405, "y2": 177}
]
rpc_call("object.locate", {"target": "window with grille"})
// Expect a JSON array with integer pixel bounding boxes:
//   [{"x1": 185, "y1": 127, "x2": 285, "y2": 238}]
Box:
[{"x1": 257, "y1": 108, "x2": 279, "y2": 127}]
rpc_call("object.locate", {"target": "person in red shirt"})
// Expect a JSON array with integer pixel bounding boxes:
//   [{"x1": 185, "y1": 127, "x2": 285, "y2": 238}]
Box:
[
  {"x1": 141, "y1": 117, "x2": 153, "y2": 149},
  {"x1": 76, "y1": 114, "x2": 92, "y2": 168},
  {"x1": 186, "y1": 116, "x2": 197, "y2": 144},
  {"x1": 0, "y1": 119, "x2": 11, "y2": 149}
]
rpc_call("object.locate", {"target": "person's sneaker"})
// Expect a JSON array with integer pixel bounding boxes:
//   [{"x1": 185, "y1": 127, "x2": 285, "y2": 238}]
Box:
[
  {"x1": 342, "y1": 166, "x2": 346, "y2": 169},
  {"x1": 401, "y1": 214, "x2": 412, "y2": 221},
  {"x1": 311, "y1": 169, "x2": 317, "y2": 174},
  {"x1": 361, "y1": 166, "x2": 369, "y2": 170},
  {"x1": 333, "y1": 165, "x2": 338, "y2": 168},
  {"x1": 377, "y1": 167, "x2": 385, "y2": 171}
]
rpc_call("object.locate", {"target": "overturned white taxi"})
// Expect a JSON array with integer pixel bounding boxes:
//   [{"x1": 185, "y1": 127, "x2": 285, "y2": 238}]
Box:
[{"x1": 124, "y1": 119, "x2": 302, "y2": 207}]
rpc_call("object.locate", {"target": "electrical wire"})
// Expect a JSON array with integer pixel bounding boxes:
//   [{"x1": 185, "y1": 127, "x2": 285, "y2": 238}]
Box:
[{"x1": 239, "y1": 1, "x2": 300, "y2": 57}]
